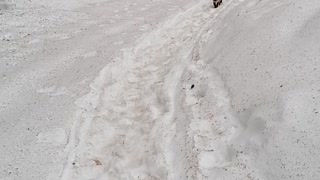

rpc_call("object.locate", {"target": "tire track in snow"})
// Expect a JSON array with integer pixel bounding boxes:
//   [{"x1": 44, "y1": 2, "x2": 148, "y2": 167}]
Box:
[
  {"x1": 173, "y1": 1, "x2": 245, "y2": 179},
  {"x1": 62, "y1": 0, "x2": 244, "y2": 179}
]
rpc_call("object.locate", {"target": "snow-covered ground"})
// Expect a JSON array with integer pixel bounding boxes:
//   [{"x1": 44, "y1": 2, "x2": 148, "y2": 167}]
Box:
[
  {"x1": 0, "y1": 0, "x2": 187, "y2": 179},
  {"x1": 2, "y1": 0, "x2": 320, "y2": 179}
]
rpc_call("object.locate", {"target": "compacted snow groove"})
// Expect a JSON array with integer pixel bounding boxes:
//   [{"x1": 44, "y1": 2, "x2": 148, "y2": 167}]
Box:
[{"x1": 63, "y1": 0, "x2": 244, "y2": 179}]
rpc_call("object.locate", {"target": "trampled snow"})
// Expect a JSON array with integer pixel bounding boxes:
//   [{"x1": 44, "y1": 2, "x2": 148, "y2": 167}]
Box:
[{"x1": 1, "y1": 0, "x2": 320, "y2": 179}]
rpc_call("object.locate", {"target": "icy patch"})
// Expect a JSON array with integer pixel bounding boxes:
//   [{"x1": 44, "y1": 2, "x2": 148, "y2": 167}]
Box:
[
  {"x1": 55, "y1": 35, "x2": 71, "y2": 41},
  {"x1": 72, "y1": 30, "x2": 82, "y2": 34},
  {"x1": 139, "y1": 24, "x2": 151, "y2": 31},
  {"x1": 27, "y1": 39, "x2": 41, "y2": 44},
  {"x1": 37, "y1": 85, "x2": 71, "y2": 97},
  {"x1": 37, "y1": 85, "x2": 56, "y2": 94},
  {"x1": 37, "y1": 128, "x2": 68, "y2": 146},
  {"x1": 82, "y1": 51, "x2": 97, "y2": 58},
  {"x1": 47, "y1": 34, "x2": 71, "y2": 41}
]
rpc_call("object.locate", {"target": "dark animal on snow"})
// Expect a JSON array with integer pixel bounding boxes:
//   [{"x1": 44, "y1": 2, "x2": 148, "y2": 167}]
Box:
[{"x1": 213, "y1": 0, "x2": 222, "y2": 8}]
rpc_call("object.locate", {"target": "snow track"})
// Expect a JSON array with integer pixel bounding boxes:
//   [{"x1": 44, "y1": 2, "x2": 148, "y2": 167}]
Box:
[
  {"x1": 63, "y1": 0, "x2": 245, "y2": 179},
  {"x1": 3, "y1": 0, "x2": 320, "y2": 179}
]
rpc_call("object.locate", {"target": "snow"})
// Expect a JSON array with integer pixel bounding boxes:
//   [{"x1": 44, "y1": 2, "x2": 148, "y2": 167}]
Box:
[
  {"x1": 2, "y1": 0, "x2": 320, "y2": 179},
  {"x1": 37, "y1": 128, "x2": 68, "y2": 146},
  {"x1": 200, "y1": 0, "x2": 320, "y2": 178}
]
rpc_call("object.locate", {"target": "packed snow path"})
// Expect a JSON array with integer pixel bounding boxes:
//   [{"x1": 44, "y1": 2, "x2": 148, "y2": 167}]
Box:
[{"x1": 64, "y1": 0, "x2": 245, "y2": 179}]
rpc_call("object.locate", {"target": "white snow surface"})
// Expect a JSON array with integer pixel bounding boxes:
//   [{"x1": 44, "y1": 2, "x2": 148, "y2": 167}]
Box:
[{"x1": 2, "y1": 0, "x2": 320, "y2": 179}]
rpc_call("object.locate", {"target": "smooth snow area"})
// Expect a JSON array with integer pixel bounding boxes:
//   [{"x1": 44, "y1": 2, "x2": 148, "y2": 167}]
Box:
[{"x1": 1, "y1": 0, "x2": 320, "y2": 179}]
